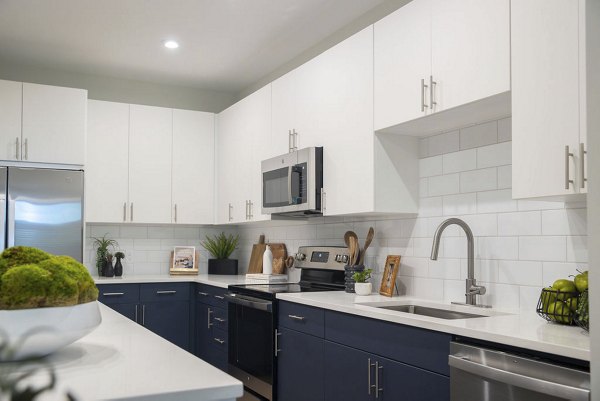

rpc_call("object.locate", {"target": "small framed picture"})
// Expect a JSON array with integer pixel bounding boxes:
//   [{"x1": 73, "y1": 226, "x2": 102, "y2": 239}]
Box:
[
  {"x1": 170, "y1": 246, "x2": 198, "y2": 275},
  {"x1": 379, "y1": 255, "x2": 401, "y2": 297}
]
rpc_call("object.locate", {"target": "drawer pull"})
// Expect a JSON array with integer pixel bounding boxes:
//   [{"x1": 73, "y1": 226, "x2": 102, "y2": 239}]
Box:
[
  {"x1": 156, "y1": 290, "x2": 177, "y2": 295},
  {"x1": 214, "y1": 338, "x2": 225, "y2": 344},
  {"x1": 214, "y1": 295, "x2": 225, "y2": 300},
  {"x1": 103, "y1": 292, "x2": 125, "y2": 296},
  {"x1": 214, "y1": 317, "x2": 226, "y2": 322},
  {"x1": 198, "y1": 292, "x2": 209, "y2": 296},
  {"x1": 288, "y1": 314, "x2": 305, "y2": 321}
]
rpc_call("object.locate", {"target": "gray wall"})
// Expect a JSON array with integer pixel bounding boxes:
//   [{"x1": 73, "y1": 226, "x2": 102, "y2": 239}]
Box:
[
  {"x1": 587, "y1": 0, "x2": 599, "y2": 397},
  {"x1": 0, "y1": 59, "x2": 236, "y2": 113}
]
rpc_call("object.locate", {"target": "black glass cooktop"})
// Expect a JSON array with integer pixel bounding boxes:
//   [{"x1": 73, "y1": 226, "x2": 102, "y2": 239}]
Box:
[{"x1": 228, "y1": 282, "x2": 344, "y2": 300}]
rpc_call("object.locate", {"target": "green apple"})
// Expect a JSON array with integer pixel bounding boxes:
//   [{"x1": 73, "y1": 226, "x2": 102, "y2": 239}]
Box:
[
  {"x1": 565, "y1": 297, "x2": 578, "y2": 312},
  {"x1": 547, "y1": 301, "x2": 572, "y2": 324},
  {"x1": 540, "y1": 287, "x2": 557, "y2": 312},
  {"x1": 552, "y1": 279, "x2": 577, "y2": 300},
  {"x1": 574, "y1": 272, "x2": 588, "y2": 292}
]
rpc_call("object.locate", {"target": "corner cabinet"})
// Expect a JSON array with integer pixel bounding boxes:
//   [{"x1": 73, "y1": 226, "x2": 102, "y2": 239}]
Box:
[
  {"x1": 216, "y1": 85, "x2": 271, "y2": 224},
  {"x1": 0, "y1": 80, "x2": 87, "y2": 165},
  {"x1": 276, "y1": 302, "x2": 450, "y2": 401},
  {"x1": 86, "y1": 100, "x2": 215, "y2": 224},
  {"x1": 374, "y1": 0, "x2": 510, "y2": 134},
  {"x1": 511, "y1": 0, "x2": 588, "y2": 200}
]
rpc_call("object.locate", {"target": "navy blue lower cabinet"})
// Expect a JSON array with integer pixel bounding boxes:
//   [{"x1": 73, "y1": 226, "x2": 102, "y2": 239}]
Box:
[
  {"x1": 142, "y1": 300, "x2": 191, "y2": 351},
  {"x1": 324, "y1": 341, "x2": 371, "y2": 401},
  {"x1": 277, "y1": 327, "x2": 325, "y2": 401},
  {"x1": 195, "y1": 302, "x2": 211, "y2": 360},
  {"x1": 106, "y1": 302, "x2": 138, "y2": 322}
]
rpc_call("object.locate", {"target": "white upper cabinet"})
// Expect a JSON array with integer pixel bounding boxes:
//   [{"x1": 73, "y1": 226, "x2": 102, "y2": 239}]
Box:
[
  {"x1": 511, "y1": 0, "x2": 587, "y2": 200},
  {"x1": 374, "y1": 0, "x2": 432, "y2": 130},
  {"x1": 172, "y1": 109, "x2": 215, "y2": 224},
  {"x1": 0, "y1": 80, "x2": 23, "y2": 161},
  {"x1": 431, "y1": 0, "x2": 510, "y2": 111},
  {"x1": 86, "y1": 100, "x2": 130, "y2": 223},
  {"x1": 22, "y1": 83, "x2": 87, "y2": 165},
  {"x1": 128, "y1": 105, "x2": 173, "y2": 224},
  {"x1": 374, "y1": 0, "x2": 510, "y2": 133},
  {"x1": 216, "y1": 85, "x2": 271, "y2": 224}
]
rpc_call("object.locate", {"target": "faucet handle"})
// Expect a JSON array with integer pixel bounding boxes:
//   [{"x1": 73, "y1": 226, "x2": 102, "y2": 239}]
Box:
[{"x1": 467, "y1": 284, "x2": 486, "y2": 296}]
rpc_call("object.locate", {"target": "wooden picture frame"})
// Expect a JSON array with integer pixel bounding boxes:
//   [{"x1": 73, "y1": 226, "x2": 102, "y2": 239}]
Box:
[
  {"x1": 170, "y1": 246, "x2": 199, "y2": 275},
  {"x1": 379, "y1": 255, "x2": 401, "y2": 297}
]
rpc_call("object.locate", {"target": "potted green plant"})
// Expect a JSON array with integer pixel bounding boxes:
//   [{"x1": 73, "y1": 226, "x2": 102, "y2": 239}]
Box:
[
  {"x1": 91, "y1": 235, "x2": 118, "y2": 277},
  {"x1": 201, "y1": 232, "x2": 239, "y2": 275},
  {"x1": 352, "y1": 268, "x2": 373, "y2": 296}
]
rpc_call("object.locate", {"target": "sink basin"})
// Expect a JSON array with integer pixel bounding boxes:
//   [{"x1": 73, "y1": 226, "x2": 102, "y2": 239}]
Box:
[{"x1": 375, "y1": 304, "x2": 486, "y2": 320}]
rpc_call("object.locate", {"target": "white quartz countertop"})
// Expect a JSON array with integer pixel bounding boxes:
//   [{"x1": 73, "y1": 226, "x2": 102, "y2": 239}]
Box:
[
  {"x1": 276, "y1": 292, "x2": 591, "y2": 361},
  {"x1": 42, "y1": 303, "x2": 243, "y2": 401},
  {"x1": 94, "y1": 274, "x2": 251, "y2": 288}
]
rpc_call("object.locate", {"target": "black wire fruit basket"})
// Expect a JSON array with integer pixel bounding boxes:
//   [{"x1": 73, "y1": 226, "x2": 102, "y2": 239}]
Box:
[
  {"x1": 536, "y1": 288, "x2": 580, "y2": 326},
  {"x1": 574, "y1": 290, "x2": 589, "y2": 332}
]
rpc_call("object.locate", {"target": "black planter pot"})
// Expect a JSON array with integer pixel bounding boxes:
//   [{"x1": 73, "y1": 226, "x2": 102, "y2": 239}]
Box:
[
  {"x1": 344, "y1": 265, "x2": 365, "y2": 293},
  {"x1": 208, "y1": 259, "x2": 238, "y2": 275},
  {"x1": 104, "y1": 258, "x2": 115, "y2": 277},
  {"x1": 114, "y1": 258, "x2": 123, "y2": 277}
]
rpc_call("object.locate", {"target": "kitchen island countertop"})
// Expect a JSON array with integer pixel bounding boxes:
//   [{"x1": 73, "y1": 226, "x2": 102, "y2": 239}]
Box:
[
  {"x1": 41, "y1": 303, "x2": 242, "y2": 400},
  {"x1": 276, "y1": 291, "x2": 591, "y2": 361},
  {"x1": 94, "y1": 273, "x2": 251, "y2": 288}
]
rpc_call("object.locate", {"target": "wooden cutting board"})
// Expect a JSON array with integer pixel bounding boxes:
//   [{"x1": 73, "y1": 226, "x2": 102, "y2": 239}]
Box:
[
  {"x1": 247, "y1": 235, "x2": 266, "y2": 274},
  {"x1": 268, "y1": 243, "x2": 287, "y2": 261}
]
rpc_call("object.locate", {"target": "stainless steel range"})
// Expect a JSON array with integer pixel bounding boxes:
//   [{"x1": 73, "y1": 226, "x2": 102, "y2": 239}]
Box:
[{"x1": 226, "y1": 246, "x2": 348, "y2": 401}]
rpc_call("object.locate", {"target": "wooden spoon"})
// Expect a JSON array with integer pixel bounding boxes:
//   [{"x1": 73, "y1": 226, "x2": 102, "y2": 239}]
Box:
[
  {"x1": 349, "y1": 236, "x2": 359, "y2": 266},
  {"x1": 358, "y1": 227, "x2": 375, "y2": 265}
]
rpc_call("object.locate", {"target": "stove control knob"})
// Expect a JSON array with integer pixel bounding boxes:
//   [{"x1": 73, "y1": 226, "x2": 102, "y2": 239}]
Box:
[
  {"x1": 296, "y1": 253, "x2": 306, "y2": 261},
  {"x1": 341, "y1": 255, "x2": 349, "y2": 264}
]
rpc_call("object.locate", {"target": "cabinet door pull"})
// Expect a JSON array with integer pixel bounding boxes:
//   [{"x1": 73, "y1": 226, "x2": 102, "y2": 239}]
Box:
[
  {"x1": 15, "y1": 137, "x2": 19, "y2": 159},
  {"x1": 228, "y1": 203, "x2": 233, "y2": 222},
  {"x1": 288, "y1": 130, "x2": 293, "y2": 153},
  {"x1": 421, "y1": 79, "x2": 429, "y2": 112},
  {"x1": 156, "y1": 290, "x2": 176, "y2": 295},
  {"x1": 207, "y1": 308, "x2": 213, "y2": 329},
  {"x1": 198, "y1": 291, "x2": 209, "y2": 296},
  {"x1": 214, "y1": 338, "x2": 225, "y2": 344},
  {"x1": 214, "y1": 295, "x2": 225, "y2": 300},
  {"x1": 214, "y1": 317, "x2": 226, "y2": 322},
  {"x1": 293, "y1": 129, "x2": 298, "y2": 151},
  {"x1": 288, "y1": 314, "x2": 305, "y2": 321},
  {"x1": 102, "y1": 292, "x2": 124, "y2": 296},
  {"x1": 368, "y1": 358, "x2": 375, "y2": 395},
  {"x1": 130, "y1": 203, "x2": 134, "y2": 222},
  {"x1": 429, "y1": 75, "x2": 437, "y2": 110},
  {"x1": 274, "y1": 329, "x2": 281, "y2": 357},
  {"x1": 135, "y1": 304, "x2": 139, "y2": 323},
  {"x1": 376, "y1": 361, "x2": 383, "y2": 398},
  {"x1": 141, "y1": 304, "x2": 146, "y2": 326},
  {"x1": 24, "y1": 138, "x2": 28, "y2": 160},
  {"x1": 174, "y1": 204, "x2": 178, "y2": 223},
  {"x1": 249, "y1": 201, "x2": 253, "y2": 220},
  {"x1": 580, "y1": 143, "x2": 587, "y2": 189},
  {"x1": 565, "y1": 146, "x2": 574, "y2": 189}
]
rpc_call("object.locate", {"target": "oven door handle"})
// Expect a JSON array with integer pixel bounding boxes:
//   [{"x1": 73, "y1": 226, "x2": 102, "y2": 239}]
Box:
[
  {"x1": 225, "y1": 293, "x2": 273, "y2": 313},
  {"x1": 287, "y1": 165, "x2": 293, "y2": 205},
  {"x1": 448, "y1": 355, "x2": 590, "y2": 401}
]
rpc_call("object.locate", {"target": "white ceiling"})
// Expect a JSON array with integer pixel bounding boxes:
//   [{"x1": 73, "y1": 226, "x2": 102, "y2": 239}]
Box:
[{"x1": 0, "y1": 0, "x2": 385, "y2": 93}]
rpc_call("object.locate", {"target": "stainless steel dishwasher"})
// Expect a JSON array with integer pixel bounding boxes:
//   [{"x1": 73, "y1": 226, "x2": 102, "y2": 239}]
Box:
[{"x1": 449, "y1": 342, "x2": 590, "y2": 401}]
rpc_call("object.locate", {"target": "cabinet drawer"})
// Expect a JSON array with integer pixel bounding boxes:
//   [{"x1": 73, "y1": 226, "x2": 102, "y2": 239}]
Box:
[
  {"x1": 140, "y1": 283, "x2": 190, "y2": 302},
  {"x1": 279, "y1": 301, "x2": 325, "y2": 337},
  {"x1": 198, "y1": 283, "x2": 229, "y2": 308},
  {"x1": 210, "y1": 327, "x2": 228, "y2": 352},
  {"x1": 325, "y1": 311, "x2": 451, "y2": 376},
  {"x1": 211, "y1": 306, "x2": 228, "y2": 331},
  {"x1": 97, "y1": 284, "x2": 139, "y2": 304}
]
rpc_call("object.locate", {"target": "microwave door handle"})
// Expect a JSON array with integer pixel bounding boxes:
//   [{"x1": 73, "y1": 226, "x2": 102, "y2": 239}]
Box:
[{"x1": 287, "y1": 166, "x2": 293, "y2": 205}]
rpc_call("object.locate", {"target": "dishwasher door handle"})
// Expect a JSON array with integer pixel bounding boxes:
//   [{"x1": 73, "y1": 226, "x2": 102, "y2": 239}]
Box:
[{"x1": 448, "y1": 355, "x2": 590, "y2": 401}]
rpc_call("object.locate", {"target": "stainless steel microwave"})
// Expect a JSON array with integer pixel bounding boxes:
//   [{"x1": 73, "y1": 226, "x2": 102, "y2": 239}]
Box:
[{"x1": 261, "y1": 147, "x2": 323, "y2": 217}]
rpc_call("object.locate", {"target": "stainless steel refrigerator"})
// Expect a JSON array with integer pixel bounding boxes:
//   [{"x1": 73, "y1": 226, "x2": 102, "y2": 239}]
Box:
[{"x1": 0, "y1": 167, "x2": 84, "y2": 261}]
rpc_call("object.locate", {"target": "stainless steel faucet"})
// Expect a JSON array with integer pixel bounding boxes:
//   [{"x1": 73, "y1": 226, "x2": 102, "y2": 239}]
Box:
[{"x1": 430, "y1": 218, "x2": 490, "y2": 308}]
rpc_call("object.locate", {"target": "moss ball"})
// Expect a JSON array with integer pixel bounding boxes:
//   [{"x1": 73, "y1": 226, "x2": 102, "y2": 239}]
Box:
[
  {"x1": 0, "y1": 246, "x2": 51, "y2": 277},
  {"x1": 40, "y1": 256, "x2": 98, "y2": 304}
]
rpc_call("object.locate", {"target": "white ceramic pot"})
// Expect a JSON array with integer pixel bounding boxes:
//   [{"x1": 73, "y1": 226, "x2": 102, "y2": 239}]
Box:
[
  {"x1": 354, "y1": 282, "x2": 372, "y2": 296},
  {"x1": 0, "y1": 301, "x2": 102, "y2": 361}
]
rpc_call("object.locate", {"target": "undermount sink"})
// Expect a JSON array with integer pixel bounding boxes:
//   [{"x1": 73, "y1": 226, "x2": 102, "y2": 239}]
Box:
[
  {"x1": 375, "y1": 304, "x2": 486, "y2": 320},
  {"x1": 356, "y1": 300, "x2": 509, "y2": 320}
]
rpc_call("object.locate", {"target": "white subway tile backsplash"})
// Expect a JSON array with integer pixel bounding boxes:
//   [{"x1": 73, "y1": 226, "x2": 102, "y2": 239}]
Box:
[
  {"x1": 443, "y1": 149, "x2": 477, "y2": 174},
  {"x1": 477, "y1": 237, "x2": 519, "y2": 260},
  {"x1": 476, "y1": 142, "x2": 511, "y2": 169},
  {"x1": 497, "y1": 117, "x2": 512, "y2": 142},
  {"x1": 461, "y1": 168, "x2": 497, "y2": 193},
  {"x1": 428, "y1": 173, "x2": 460, "y2": 196},
  {"x1": 519, "y1": 236, "x2": 566, "y2": 262},
  {"x1": 429, "y1": 258, "x2": 461, "y2": 280},
  {"x1": 419, "y1": 178, "x2": 429, "y2": 197},
  {"x1": 120, "y1": 225, "x2": 149, "y2": 239},
  {"x1": 461, "y1": 259, "x2": 499, "y2": 283},
  {"x1": 460, "y1": 121, "x2": 497, "y2": 150},
  {"x1": 566, "y1": 236, "x2": 587, "y2": 263},
  {"x1": 517, "y1": 199, "x2": 564, "y2": 212},
  {"x1": 498, "y1": 261, "x2": 543, "y2": 286},
  {"x1": 460, "y1": 214, "x2": 498, "y2": 237},
  {"x1": 428, "y1": 131, "x2": 459, "y2": 156},
  {"x1": 419, "y1": 138, "x2": 429, "y2": 158},
  {"x1": 519, "y1": 286, "x2": 541, "y2": 312},
  {"x1": 443, "y1": 193, "x2": 477, "y2": 216},
  {"x1": 148, "y1": 226, "x2": 175, "y2": 239},
  {"x1": 399, "y1": 256, "x2": 429, "y2": 277},
  {"x1": 419, "y1": 156, "x2": 443, "y2": 177},
  {"x1": 497, "y1": 165, "x2": 512, "y2": 189},
  {"x1": 542, "y1": 262, "x2": 585, "y2": 285},
  {"x1": 498, "y1": 211, "x2": 541, "y2": 236},
  {"x1": 411, "y1": 277, "x2": 444, "y2": 301},
  {"x1": 542, "y1": 208, "x2": 587, "y2": 236},
  {"x1": 418, "y1": 197, "x2": 443, "y2": 217},
  {"x1": 477, "y1": 189, "x2": 517, "y2": 213}
]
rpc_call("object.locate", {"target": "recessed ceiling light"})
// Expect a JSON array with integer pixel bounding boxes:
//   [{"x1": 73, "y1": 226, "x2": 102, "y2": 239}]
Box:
[{"x1": 164, "y1": 40, "x2": 179, "y2": 49}]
